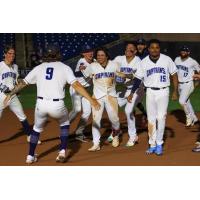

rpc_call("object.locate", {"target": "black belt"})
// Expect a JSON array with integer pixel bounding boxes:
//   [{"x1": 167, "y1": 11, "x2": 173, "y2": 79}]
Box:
[
  {"x1": 147, "y1": 87, "x2": 168, "y2": 90},
  {"x1": 37, "y1": 96, "x2": 63, "y2": 101},
  {"x1": 179, "y1": 81, "x2": 192, "y2": 84}
]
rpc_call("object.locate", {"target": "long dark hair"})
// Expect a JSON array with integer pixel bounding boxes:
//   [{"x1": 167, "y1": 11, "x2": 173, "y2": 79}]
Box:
[{"x1": 94, "y1": 47, "x2": 110, "y2": 60}]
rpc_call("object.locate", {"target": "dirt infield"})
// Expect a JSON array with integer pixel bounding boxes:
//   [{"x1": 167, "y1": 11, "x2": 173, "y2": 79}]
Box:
[{"x1": 0, "y1": 108, "x2": 200, "y2": 166}]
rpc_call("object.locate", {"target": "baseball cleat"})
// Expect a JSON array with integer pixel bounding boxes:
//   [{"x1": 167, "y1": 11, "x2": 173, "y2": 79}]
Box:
[
  {"x1": 26, "y1": 155, "x2": 37, "y2": 164},
  {"x1": 192, "y1": 142, "x2": 200, "y2": 152},
  {"x1": 88, "y1": 144, "x2": 100, "y2": 152},
  {"x1": 155, "y1": 145, "x2": 163, "y2": 156},
  {"x1": 56, "y1": 150, "x2": 66, "y2": 163},
  {"x1": 106, "y1": 134, "x2": 114, "y2": 143},
  {"x1": 186, "y1": 116, "x2": 193, "y2": 127},
  {"x1": 146, "y1": 146, "x2": 157, "y2": 154},
  {"x1": 106, "y1": 130, "x2": 122, "y2": 143},
  {"x1": 112, "y1": 136, "x2": 119, "y2": 148},
  {"x1": 27, "y1": 136, "x2": 42, "y2": 145},
  {"x1": 125, "y1": 136, "x2": 139, "y2": 147},
  {"x1": 75, "y1": 134, "x2": 88, "y2": 143}
]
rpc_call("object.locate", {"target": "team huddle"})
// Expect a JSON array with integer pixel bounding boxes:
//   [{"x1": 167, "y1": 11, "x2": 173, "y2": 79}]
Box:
[{"x1": 1, "y1": 38, "x2": 200, "y2": 164}]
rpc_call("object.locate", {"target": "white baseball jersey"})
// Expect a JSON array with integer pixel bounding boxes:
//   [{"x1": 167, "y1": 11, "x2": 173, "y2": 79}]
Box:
[
  {"x1": 83, "y1": 60, "x2": 120, "y2": 99},
  {"x1": 24, "y1": 61, "x2": 77, "y2": 99},
  {"x1": 0, "y1": 61, "x2": 19, "y2": 91},
  {"x1": 135, "y1": 54, "x2": 177, "y2": 88},
  {"x1": 114, "y1": 55, "x2": 141, "y2": 88},
  {"x1": 75, "y1": 58, "x2": 91, "y2": 87},
  {"x1": 175, "y1": 56, "x2": 200, "y2": 82}
]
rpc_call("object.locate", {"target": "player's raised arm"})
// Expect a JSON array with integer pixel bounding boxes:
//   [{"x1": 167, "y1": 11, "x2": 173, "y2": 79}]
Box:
[
  {"x1": 65, "y1": 65, "x2": 100, "y2": 111},
  {"x1": 71, "y1": 81, "x2": 100, "y2": 111}
]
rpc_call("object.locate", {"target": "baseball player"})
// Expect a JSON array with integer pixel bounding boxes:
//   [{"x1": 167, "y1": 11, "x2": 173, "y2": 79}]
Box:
[
  {"x1": 108, "y1": 41, "x2": 144, "y2": 147},
  {"x1": 82, "y1": 47, "x2": 121, "y2": 151},
  {"x1": 0, "y1": 45, "x2": 41, "y2": 144},
  {"x1": 136, "y1": 38, "x2": 148, "y2": 60},
  {"x1": 69, "y1": 45, "x2": 93, "y2": 142},
  {"x1": 3, "y1": 45, "x2": 100, "y2": 164},
  {"x1": 175, "y1": 45, "x2": 200, "y2": 127},
  {"x1": 128, "y1": 39, "x2": 178, "y2": 155}
]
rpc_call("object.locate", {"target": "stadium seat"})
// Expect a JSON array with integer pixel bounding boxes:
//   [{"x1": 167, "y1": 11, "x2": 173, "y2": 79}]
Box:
[{"x1": 32, "y1": 33, "x2": 119, "y2": 61}]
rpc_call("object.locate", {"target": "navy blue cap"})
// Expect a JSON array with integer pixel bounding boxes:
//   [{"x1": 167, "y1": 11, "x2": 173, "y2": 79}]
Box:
[
  {"x1": 81, "y1": 44, "x2": 93, "y2": 53},
  {"x1": 136, "y1": 38, "x2": 146, "y2": 45},
  {"x1": 180, "y1": 45, "x2": 190, "y2": 52}
]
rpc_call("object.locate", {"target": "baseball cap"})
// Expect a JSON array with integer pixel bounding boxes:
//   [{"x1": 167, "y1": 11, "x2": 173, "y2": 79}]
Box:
[
  {"x1": 180, "y1": 45, "x2": 190, "y2": 52},
  {"x1": 136, "y1": 38, "x2": 146, "y2": 45},
  {"x1": 81, "y1": 44, "x2": 93, "y2": 53}
]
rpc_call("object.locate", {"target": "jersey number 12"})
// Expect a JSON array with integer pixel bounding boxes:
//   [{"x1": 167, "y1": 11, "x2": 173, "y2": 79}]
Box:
[{"x1": 46, "y1": 67, "x2": 54, "y2": 80}]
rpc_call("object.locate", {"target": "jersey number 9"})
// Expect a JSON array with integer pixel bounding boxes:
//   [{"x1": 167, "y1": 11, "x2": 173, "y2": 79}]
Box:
[{"x1": 46, "y1": 68, "x2": 54, "y2": 80}]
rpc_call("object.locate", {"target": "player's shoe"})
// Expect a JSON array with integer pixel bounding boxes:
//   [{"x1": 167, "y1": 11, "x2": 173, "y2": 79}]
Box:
[
  {"x1": 155, "y1": 145, "x2": 163, "y2": 156},
  {"x1": 186, "y1": 115, "x2": 193, "y2": 127},
  {"x1": 106, "y1": 130, "x2": 122, "y2": 143},
  {"x1": 146, "y1": 146, "x2": 157, "y2": 154},
  {"x1": 125, "y1": 136, "x2": 139, "y2": 147},
  {"x1": 88, "y1": 144, "x2": 101, "y2": 152},
  {"x1": 106, "y1": 134, "x2": 114, "y2": 143},
  {"x1": 112, "y1": 136, "x2": 119, "y2": 148},
  {"x1": 26, "y1": 155, "x2": 37, "y2": 164},
  {"x1": 75, "y1": 134, "x2": 88, "y2": 143},
  {"x1": 27, "y1": 136, "x2": 42, "y2": 145},
  {"x1": 192, "y1": 142, "x2": 200, "y2": 152},
  {"x1": 56, "y1": 150, "x2": 67, "y2": 163}
]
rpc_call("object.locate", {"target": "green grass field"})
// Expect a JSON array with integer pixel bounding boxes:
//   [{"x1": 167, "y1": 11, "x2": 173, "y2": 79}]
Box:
[{"x1": 18, "y1": 85, "x2": 200, "y2": 112}]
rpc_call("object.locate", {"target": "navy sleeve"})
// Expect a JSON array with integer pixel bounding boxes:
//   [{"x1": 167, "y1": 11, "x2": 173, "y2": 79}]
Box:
[
  {"x1": 74, "y1": 71, "x2": 84, "y2": 77},
  {"x1": 131, "y1": 78, "x2": 142, "y2": 94}
]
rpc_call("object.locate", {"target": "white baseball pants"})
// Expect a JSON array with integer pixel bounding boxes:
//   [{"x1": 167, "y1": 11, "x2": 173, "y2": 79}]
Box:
[
  {"x1": 146, "y1": 87, "x2": 169, "y2": 147},
  {"x1": 69, "y1": 86, "x2": 91, "y2": 135},
  {"x1": 92, "y1": 95, "x2": 120, "y2": 145},
  {"x1": 0, "y1": 93, "x2": 27, "y2": 121},
  {"x1": 33, "y1": 99, "x2": 69, "y2": 133},
  {"x1": 117, "y1": 86, "x2": 145, "y2": 140},
  {"x1": 178, "y1": 81, "x2": 197, "y2": 120}
]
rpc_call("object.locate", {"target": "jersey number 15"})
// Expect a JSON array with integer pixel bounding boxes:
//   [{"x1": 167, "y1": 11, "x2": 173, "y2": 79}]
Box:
[{"x1": 46, "y1": 68, "x2": 54, "y2": 80}]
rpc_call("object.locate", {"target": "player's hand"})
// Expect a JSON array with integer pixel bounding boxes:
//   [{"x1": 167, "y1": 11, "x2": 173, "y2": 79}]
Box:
[
  {"x1": 91, "y1": 98, "x2": 101, "y2": 110},
  {"x1": 116, "y1": 71, "x2": 126, "y2": 78},
  {"x1": 3, "y1": 94, "x2": 11, "y2": 107},
  {"x1": 127, "y1": 93, "x2": 133, "y2": 103},
  {"x1": 193, "y1": 74, "x2": 200, "y2": 80},
  {"x1": 171, "y1": 91, "x2": 178, "y2": 101},
  {"x1": 79, "y1": 64, "x2": 86, "y2": 71}
]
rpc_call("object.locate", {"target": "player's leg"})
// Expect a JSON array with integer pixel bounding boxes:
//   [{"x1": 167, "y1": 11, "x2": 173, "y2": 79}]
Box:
[
  {"x1": 105, "y1": 95, "x2": 120, "y2": 148},
  {"x1": 75, "y1": 97, "x2": 91, "y2": 142},
  {"x1": 56, "y1": 102, "x2": 70, "y2": 163},
  {"x1": 178, "y1": 82, "x2": 194, "y2": 126},
  {"x1": 124, "y1": 90, "x2": 139, "y2": 147},
  {"x1": 88, "y1": 97, "x2": 104, "y2": 151},
  {"x1": 187, "y1": 99, "x2": 199, "y2": 124},
  {"x1": 155, "y1": 88, "x2": 169, "y2": 155},
  {"x1": 68, "y1": 86, "x2": 82, "y2": 122},
  {"x1": 106, "y1": 92, "x2": 125, "y2": 143},
  {"x1": 8, "y1": 96, "x2": 34, "y2": 139},
  {"x1": 146, "y1": 88, "x2": 157, "y2": 154},
  {"x1": 26, "y1": 100, "x2": 48, "y2": 164}
]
